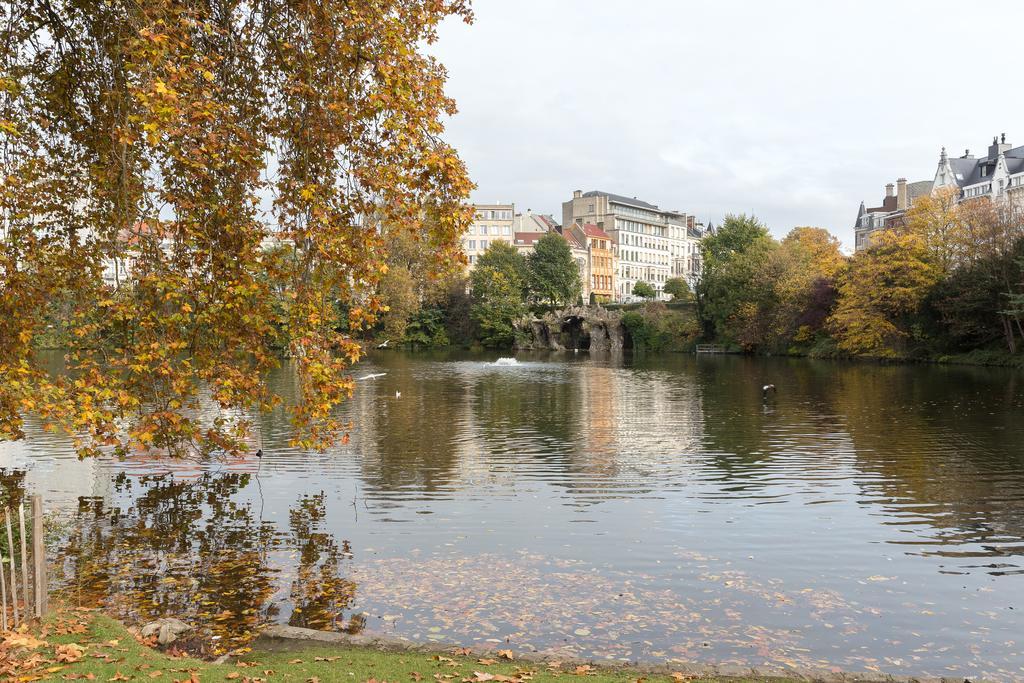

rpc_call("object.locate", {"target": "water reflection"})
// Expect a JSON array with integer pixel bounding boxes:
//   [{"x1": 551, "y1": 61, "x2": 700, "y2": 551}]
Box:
[{"x1": 4, "y1": 351, "x2": 1024, "y2": 678}]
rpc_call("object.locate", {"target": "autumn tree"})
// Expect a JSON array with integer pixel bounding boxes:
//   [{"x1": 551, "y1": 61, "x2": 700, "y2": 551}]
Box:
[
  {"x1": 828, "y1": 230, "x2": 940, "y2": 357},
  {"x1": 767, "y1": 227, "x2": 846, "y2": 347},
  {"x1": 526, "y1": 232, "x2": 581, "y2": 307},
  {"x1": 901, "y1": 187, "x2": 966, "y2": 273},
  {"x1": 376, "y1": 221, "x2": 465, "y2": 345},
  {"x1": 0, "y1": 0, "x2": 475, "y2": 456}
]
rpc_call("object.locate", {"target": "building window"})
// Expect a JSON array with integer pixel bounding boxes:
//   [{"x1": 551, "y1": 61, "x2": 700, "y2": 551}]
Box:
[
  {"x1": 480, "y1": 239, "x2": 488, "y2": 250},
  {"x1": 503, "y1": 225, "x2": 511, "y2": 235},
  {"x1": 468, "y1": 240, "x2": 476, "y2": 250}
]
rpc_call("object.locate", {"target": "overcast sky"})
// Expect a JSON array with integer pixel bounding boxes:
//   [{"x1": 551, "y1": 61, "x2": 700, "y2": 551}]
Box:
[{"x1": 430, "y1": 0, "x2": 1024, "y2": 249}]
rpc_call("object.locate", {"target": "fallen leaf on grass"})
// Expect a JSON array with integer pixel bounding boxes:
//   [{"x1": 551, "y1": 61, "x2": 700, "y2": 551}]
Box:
[
  {"x1": 496, "y1": 651, "x2": 513, "y2": 661},
  {"x1": 226, "y1": 674, "x2": 240, "y2": 680},
  {"x1": 109, "y1": 673, "x2": 131, "y2": 682},
  {"x1": 476, "y1": 660, "x2": 496, "y2": 666},
  {"x1": 288, "y1": 659, "x2": 303, "y2": 665},
  {"x1": 57, "y1": 644, "x2": 86, "y2": 663}
]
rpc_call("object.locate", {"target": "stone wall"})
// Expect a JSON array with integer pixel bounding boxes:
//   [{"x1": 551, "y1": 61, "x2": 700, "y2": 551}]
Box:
[{"x1": 514, "y1": 306, "x2": 628, "y2": 352}]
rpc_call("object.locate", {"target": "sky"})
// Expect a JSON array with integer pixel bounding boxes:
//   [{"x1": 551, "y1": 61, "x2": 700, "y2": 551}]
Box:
[{"x1": 429, "y1": 0, "x2": 1024, "y2": 250}]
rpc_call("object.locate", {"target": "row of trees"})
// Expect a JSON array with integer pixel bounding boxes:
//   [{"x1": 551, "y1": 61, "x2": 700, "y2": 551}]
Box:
[
  {"x1": 697, "y1": 190, "x2": 1024, "y2": 359},
  {"x1": 373, "y1": 232, "x2": 583, "y2": 348}
]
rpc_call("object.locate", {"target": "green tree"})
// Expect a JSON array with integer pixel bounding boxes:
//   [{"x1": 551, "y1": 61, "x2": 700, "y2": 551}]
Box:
[
  {"x1": 632, "y1": 280, "x2": 656, "y2": 299},
  {"x1": 663, "y1": 277, "x2": 691, "y2": 301},
  {"x1": 697, "y1": 214, "x2": 776, "y2": 346},
  {"x1": 470, "y1": 243, "x2": 528, "y2": 347},
  {"x1": 527, "y1": 233, "x2": 581, "y2": 306}
]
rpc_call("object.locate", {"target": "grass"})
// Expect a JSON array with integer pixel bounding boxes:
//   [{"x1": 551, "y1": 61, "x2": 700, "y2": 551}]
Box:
[{"x1": 2, "y1": 610, "x2": 797, "y2": 683}]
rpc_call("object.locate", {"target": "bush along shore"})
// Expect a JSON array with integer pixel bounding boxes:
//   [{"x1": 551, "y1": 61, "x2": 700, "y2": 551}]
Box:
[{"x1": 0, "y1": 609, "x2": 990, "y2": 683}]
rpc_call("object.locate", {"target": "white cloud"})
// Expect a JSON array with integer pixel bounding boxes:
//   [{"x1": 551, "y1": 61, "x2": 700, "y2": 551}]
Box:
[{"x1": 431, "y1": 0, "x2": 1024, "y2": 249}]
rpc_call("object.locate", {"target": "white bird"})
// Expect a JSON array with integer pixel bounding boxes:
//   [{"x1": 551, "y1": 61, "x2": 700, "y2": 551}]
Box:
[
  {"x1": 395, "y1": 390, "x2": 401, "y2": 398},
  {"x1": 376, "y1": 339, "x2": 390, "y2": 349},
  {"x1": 762, "y1": 384, "x2": 777, "y2": 399},
  {"x1": 357, "y1": 372, "x2": 387, "y2": 381}
]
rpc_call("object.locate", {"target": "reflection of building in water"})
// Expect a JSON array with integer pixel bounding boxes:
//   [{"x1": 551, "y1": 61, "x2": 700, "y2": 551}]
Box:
[{"x1": 569, "y1": 359, "x2": 705, "y2": 494}]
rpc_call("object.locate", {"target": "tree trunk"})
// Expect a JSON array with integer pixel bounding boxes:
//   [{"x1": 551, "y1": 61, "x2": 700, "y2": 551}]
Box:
[{"x1": 1002, "y1": 315, "x2": 1017, "y2": 354}]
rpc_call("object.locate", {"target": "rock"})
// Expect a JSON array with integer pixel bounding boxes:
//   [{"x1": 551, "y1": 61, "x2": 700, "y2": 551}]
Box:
[{"x1": 140, "y1": 618, "x2": 192, "y2": 646}]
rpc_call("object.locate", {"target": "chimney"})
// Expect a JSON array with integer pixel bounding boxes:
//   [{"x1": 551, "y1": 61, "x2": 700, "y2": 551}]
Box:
[
  {"x1": 885, "y1": 183, "x2": 895, "y2": 198},
  {"x1": 896, "y1": 178, "x2": 908, "y2": 210},
  {"x1": 573, "y1": 190, "x2": 582, "y2": 199},
  {"x1": 989, "y1": 134, "x2": 1011, "y2": 159}
]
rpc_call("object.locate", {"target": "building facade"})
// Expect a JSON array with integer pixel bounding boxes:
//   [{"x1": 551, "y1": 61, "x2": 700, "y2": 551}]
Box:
[
  {"x1": 855, "y1": 133, "x2": 1024, "y2": 252},
  {"x1": 463, "y1": 203, "x2": 515, "y2": 268},
  {"x1": 854, "y1": 178, "x2": 933, "y2": 251},
  {"x1": 562, "y1": 190, "x2": 702, "y2": 301},
  {"x1": 933, "y1": 134, "x2": 1024, "y2": 202},
  {"x1": 564, "y1": 222, "x2": 615, "y2": 301}
]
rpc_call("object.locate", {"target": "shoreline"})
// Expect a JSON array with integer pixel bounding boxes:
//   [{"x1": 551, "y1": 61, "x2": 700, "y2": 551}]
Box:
[{"x1": 253, "y1": 623, "x2": 992, "y2": 683}]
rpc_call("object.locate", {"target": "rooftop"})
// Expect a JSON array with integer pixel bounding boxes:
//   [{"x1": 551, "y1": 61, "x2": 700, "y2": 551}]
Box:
[{"x1": 581, "y1": 190, "x2": 661, "y2": 211}]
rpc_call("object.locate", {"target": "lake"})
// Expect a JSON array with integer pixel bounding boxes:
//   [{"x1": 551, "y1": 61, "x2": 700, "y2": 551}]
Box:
[{"x1": 3, "y1": 351, "x2": 1023, "y2": 679}]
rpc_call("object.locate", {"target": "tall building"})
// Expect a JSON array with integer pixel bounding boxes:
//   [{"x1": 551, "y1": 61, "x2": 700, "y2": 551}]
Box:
[
  {"x1": 562, "y1": 190, "x2": 702, "y2": 301},
  {"x1": 463, "y1": 203, "x2": 514, "y2": 268}
]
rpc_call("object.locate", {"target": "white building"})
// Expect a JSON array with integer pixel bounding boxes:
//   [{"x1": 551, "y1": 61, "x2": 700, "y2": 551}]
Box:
[
  {"x1": 463, "y1": 203, "x2": 514, "y2": 268},
  {"x1": 933, "y1": 134, "x2": 1024, "y2": 202},
  {"x1": 561, "y1": 190, "x2": 703, "y2": 301}
]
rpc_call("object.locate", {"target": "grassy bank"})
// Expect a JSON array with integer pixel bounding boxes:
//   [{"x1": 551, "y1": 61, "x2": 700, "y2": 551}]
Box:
[{"x1": 4, "y1": 610, "x2": 797, "y2": 683}]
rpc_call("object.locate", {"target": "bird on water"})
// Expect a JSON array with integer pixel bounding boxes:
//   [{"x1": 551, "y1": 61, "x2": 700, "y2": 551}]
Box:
[{"x1": 762, "y1": 384, "x2": 776, "y2": 399}]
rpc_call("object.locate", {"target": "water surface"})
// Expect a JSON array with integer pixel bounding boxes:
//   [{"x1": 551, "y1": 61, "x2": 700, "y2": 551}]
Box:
[{"x1": 4, "y1": 351, "x2": 1023, "y2": 679}]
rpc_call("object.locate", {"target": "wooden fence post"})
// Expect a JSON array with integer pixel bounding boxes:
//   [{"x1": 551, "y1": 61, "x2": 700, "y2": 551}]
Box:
[
  {"x1": 0, "y1": 538, "x2": 7, "y2": 632},
  {"x1": 32, "y1": 495, "x2": 46, "y2": 619},
  {"x1": 18, "y1": 504, "x2": 29, "y2": 619},
  {"x1": 5, "y1": 510, "x2": 19, "y2": 627}
]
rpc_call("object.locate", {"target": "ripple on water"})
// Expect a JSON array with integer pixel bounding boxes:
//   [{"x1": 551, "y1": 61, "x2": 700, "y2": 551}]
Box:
[{"x1": 3, "y1": 352, "x2": 1024, "y2": 680}]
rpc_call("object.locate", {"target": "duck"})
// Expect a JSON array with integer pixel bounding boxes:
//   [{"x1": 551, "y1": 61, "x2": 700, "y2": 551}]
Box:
[{"x1": 762, "y1": 384, "x2": 776, "y2": 400}]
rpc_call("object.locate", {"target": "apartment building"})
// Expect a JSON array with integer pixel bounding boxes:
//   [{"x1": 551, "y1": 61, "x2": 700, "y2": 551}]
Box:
[
  {"x1": 853, "y1": 178, "x2": 933, "y2": 251},
  {"x1": 563, "y1": 221, "x2": 615, "y2": 302},
  {"x1": 855, "y1": 133, "x2": 1024, "y2": 251},
  {"x1": 463, "y1": 203, "x2": 515, "y2": 267},
  {"x1": 562, "y1": 190, "x2": 701, "y2": 301}
]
